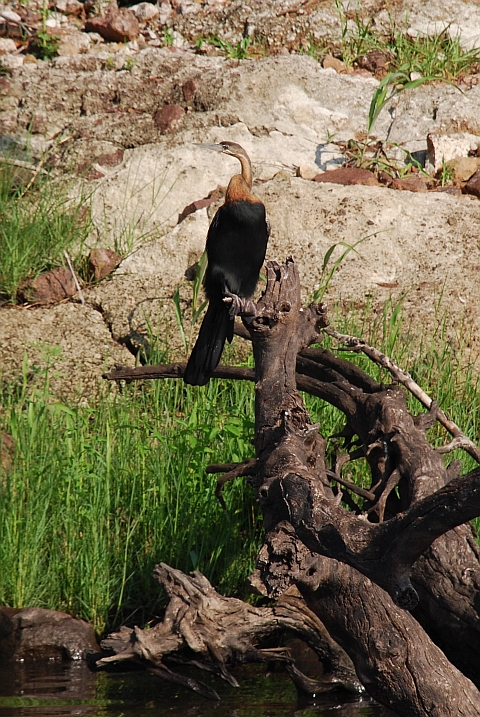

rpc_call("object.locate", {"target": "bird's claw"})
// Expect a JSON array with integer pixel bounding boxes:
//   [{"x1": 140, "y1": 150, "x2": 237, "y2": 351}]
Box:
[{"x1": 223, "y1": 291, "x2": 257, "y2": 319}]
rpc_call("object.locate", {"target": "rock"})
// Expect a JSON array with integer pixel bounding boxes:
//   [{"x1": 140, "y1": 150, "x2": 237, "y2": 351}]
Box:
[
  {"x1": 20, "y1": 267, "x2": 79, "y2": 305},
  {"x1": 88, "y1": 248, "x2": 123, "y2": 280},
  {"x1": 322, "y1": 54, "x2": 346, "y2": 73},
  {"x1": 97, "y1": 148, "x2": 124, "y2": 167},
  {"x1": 0, "y1": 302, "x2": 135, "y2": 400},
  {"x1": 57, "y1": 30, "x2": 92, "y2": 56},
  {"x1": 117, "y1": 207, "x2": 209, "y2": 278},
  {"x1": 445, "y1": 156, "x2": 480, "y2": 184},
  {"x1": 182, "y1": 78, "x2": 196, "y2": 102},
  {"x1": 0, "y1": 606, "x2": 99, "y2": 661},
  {"x1": 436, "y1": 186, "x2": 463, "y2": 196},
  {"x1": 390, "y1": 174, "x2": 428, "y2": 192},
  {"x1": 0, "y1": 10, "x2": 22, "y2": 23},
  {"x1": 316, "y1": 143, "x2": 346, "y2": 171},
  {"x1": 0, "y1": 77, "x2": 11, "y2": 95},
  {"x1": 0, "y1": 54, "x2": 24, "y2": 69},
  {"x1": 426, "y1": 132, "x2": 480, "y2": 172},
  {"x1": 0, "y1": 109, "x2": 18, "y2": 133},
  {"x1": 178, "y1": 1, "x2": 201, "y2": 14},
  {"x1": 84, "y1": 8, "x2": 140, "y2": 43},
  {"x1": 153, "y1": 104, "x2": 184, "y2": 134},
  {"x1": 296, "y1": 164, "x2": 318, "y2": 180},
  {"x1": 355, "y1": 50, "x2": 388, "y2": 76},
  {"x1": 464, "y1": 169, "x2": 480, "y2": 198},
  {"x1": 130, "y1": 2, "x2": 159, "y2": 23},
  {"x1": 314, "y1": 167, "x2": 379, "y2": 186},
  {"x1": 77, "y1": 162, "x2": 105, "y2": 180},
  {"x1": 0, "y1": 38, "x2": 17, "y2": 55},
  {"x1": 54, "y1": 0, "x2": 85, "y2": 16},
  {"x1": 377, "y1": 171, "x2": 393, "y2": 186}
]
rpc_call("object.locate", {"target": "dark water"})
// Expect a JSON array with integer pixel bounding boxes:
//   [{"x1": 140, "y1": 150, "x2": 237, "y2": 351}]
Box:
[{"x1": 0, "y1": 661, "x2": 398, "y2": 717}]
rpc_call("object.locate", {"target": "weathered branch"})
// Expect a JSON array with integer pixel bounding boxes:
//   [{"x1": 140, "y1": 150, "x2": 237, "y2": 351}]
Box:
[
  {"x1": 206, "y1": 458, "x2": 257, "y2": 508},
  {"x1": 97, "y1": 563, "x2": 361, "y2": 698}
]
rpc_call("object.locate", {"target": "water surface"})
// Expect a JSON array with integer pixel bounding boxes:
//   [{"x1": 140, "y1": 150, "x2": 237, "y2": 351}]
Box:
[{"x1": 0, "y1": 661, "x2": 398, "y2": 717}]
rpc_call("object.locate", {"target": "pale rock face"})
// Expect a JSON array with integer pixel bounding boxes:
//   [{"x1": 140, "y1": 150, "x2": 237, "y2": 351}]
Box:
[
  {"x1": 0, "y1": 9, "x2": 22, "y2": 22},
  {"x1": 130, "y1": 2, "x2": 160, "y2": 23},
  {"x1": 0, "y1": 37, "x2": 17, "y2": 55}
]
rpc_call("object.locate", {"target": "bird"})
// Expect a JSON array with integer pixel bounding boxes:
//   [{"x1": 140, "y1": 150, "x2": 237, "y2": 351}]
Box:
[{"x1": 183, "y1": 141, "x2": 269, "y2": 386}]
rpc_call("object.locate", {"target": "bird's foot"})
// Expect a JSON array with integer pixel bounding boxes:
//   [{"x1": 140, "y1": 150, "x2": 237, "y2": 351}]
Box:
[{"x1": 223, "y1": 290, "x2": 257, "y2": 319}]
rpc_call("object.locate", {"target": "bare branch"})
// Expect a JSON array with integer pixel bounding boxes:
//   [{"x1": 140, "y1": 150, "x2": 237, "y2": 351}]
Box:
[
  {"x1": 324, "y1": 327, "x2": 480, "y2": 465},
  {"x1": 206, "y1": 459, "x2": 256, "y2": 509}
]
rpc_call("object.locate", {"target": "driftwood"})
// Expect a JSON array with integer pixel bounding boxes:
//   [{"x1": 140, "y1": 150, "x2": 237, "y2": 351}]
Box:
[
  {"x1": 98, "y1": 563, "x2": 361, "y2": 700},
  {"x1": 102, "y1": 259, "x2": 480, "y2": 716}
]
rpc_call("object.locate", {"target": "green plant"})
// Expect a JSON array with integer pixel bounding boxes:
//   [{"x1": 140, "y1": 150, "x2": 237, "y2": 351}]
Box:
[
  {"x1": 366, "y1": 69, "x2": 446, "y2": 137},
  {"x1": 440, "y1": 157, "x2": 454, "y2": 186},
  {"x1": 123, "y1": 56, "x2": 136, "y2": 72},
  {"x1": 0, "y1": 357, "x2": 261, "y2": 632},
  {"x1": 173, "y1": 251, "x2": 208, "y2": 355},
  {"x1": 32, "y1": 30, "x2": 60, "y2": 60},
  {"x1": 330, "y1": 7, "x2": 475, "y2": 175},
  {"x1": 209, "y1": 36, "x2": 251, "y2": 60},
  {"x1": 104, "y1": 56, "x2": 115, "y2": 71},
  {"x1": 31, "y1": 0, "x2": 60, "y2": 60},
  {"x1": 311, "y1": 233, "x2": 377, "y2": 303},
  {"x1": 0, "y1": 160, "x2": 92, "y2": 303},
  {"x1": 162, "y1": 27, "x2": 175, "y2": 47},
  {"x1": 299, "y1": 36, "x2": 329, "y2": 62},
  {"x1": 334, "y1": 1, "x2": 480, "y2": 77}
]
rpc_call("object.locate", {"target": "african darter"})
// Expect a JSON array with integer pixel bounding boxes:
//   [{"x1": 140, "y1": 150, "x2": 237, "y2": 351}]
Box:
[{"x1": 183, "y1": 141, "x2": 270, "y2": 386}]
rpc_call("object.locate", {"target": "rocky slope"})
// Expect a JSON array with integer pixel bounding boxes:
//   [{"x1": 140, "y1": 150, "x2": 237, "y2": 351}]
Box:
[{"x1": 1, "y1": 0, "x2": 480, "y2": 399}]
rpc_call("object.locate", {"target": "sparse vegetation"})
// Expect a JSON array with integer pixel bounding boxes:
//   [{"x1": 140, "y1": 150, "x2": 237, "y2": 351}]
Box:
[
  {"x1": 208, "y1": 36, "x2": 252, "y2": 60},
  {"x1": 0, "y1": 160, "x2": 91, "y2": 304},
  {"x1": 195, "y1": 35, "x2": 253, "y2": 59},
  {"x1": 162, "y1": 27, "x2": 175, "y2": 47},
  {"x1": 327, "y1": 2, "x2": 480, "y2": 176},
  {"x1": 123, "y1": 56, "x2": 136, "y2": 72},
  {"x1": 334, "y1": 1, "x2": 480, "y2": 78},
  {"x1": 30, "y1": 0, "x2": 60, "y2": 60}
]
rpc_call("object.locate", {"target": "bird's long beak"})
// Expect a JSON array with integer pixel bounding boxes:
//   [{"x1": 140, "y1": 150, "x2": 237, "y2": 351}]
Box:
[{"x1": 194, "y1": 143, "x2": 225, "y2": 153}]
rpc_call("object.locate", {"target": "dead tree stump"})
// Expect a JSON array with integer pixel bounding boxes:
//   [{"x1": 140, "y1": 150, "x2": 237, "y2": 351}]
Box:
[{"x1": 102, "y1": 259, "x2": 480, "y2": 716}]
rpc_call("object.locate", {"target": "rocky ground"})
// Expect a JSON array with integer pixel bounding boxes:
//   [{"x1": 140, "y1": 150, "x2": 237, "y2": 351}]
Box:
[{"x1": 1, "y1": 0, "x2": 480, "y2": 399}]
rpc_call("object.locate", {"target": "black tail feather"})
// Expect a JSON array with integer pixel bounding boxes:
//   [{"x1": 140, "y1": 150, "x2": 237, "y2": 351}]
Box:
[{"x1": 183, "y1": 301, "x2": 233, "y2": 386}]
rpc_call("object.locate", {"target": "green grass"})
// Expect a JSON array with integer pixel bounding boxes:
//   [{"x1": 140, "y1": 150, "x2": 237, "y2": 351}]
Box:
[
  {"x1": 0, "y1": 363, "x2": 260, "y2": 633},
  {"x1": 0, "y1": 160, "x2": 91, "y2": 304}
]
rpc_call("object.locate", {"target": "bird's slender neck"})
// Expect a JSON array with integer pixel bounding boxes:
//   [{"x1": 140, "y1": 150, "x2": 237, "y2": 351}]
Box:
[{"x1": 225, "y1": 153, "x2": 253, "y2": 203}]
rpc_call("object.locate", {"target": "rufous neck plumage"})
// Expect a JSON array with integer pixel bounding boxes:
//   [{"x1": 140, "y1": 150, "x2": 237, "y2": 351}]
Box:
[{"x1": 225, "y1": 154, "x2": 255, "y2": 203}]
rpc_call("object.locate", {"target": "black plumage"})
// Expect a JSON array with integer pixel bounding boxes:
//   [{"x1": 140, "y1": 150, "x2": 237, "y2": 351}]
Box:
[{"x1": 184, "y1": 142, "x2": 269, "y2": 386}]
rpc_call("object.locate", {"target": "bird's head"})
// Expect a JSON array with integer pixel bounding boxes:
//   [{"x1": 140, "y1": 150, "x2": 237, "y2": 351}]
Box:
[{"x1": 196, "y1": 141, "x2": 250, "y2": 162}]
